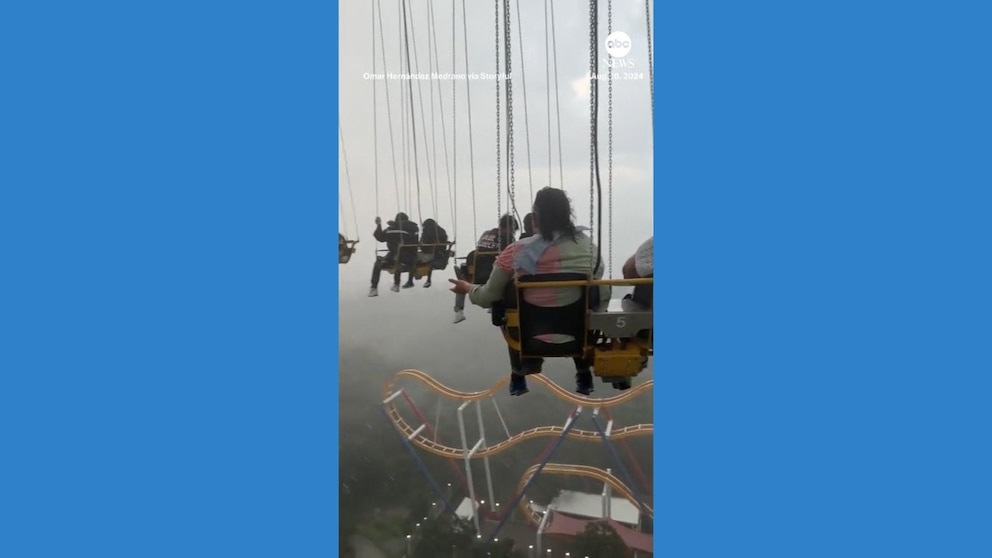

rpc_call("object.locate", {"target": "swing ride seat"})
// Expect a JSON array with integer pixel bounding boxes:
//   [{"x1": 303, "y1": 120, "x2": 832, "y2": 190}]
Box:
[
  {"x1": 492, "y1": 276, "x2": 654, "y2": 387},
  {"x1": 493, "y1": 273, "x2": 594, "y2": 360},
  {"x1": 415, "y1": 242, "x2": 456, "y2": 272},
  {"x1": 455, "y1": 250, "x2": 501, "y2": 285},
  {"x1": 587, "y1": 280, "x2": 654, "y2": 381},
  {"x1": 338, "y1": 240, "x2": 358, "y2": 264},
  {"x1": 378, "y1": 242, "x2": 455, "y2": 280}
]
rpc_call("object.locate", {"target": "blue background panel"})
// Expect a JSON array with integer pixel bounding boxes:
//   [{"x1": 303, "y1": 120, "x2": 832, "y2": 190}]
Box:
[
  {"x1": 1, "y1": 1, "x2": 339, "y2": 556},
  {"x1": 655, "y1": 0, "x2": 992, "y2": 556}
]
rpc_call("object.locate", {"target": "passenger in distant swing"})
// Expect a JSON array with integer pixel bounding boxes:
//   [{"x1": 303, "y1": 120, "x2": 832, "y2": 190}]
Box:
[
  {"x1": 449, "y1": 187, "x2": 610, "y2": 397},
  {"x1": 368, "y1": 213, "x2": 419, "y2": 297},
  {"x1": 519, "y1": 213, "x2": 536, "y2": 240},
  {"x1": 622, "y1": 236, "x2": 653, "y2": 310},
  {"x1": 451, "y1": 214, "x2": 519, "y2": 324},
  {"x1": 416, "y1": 218, "x2": 449, "y2": 288},
  {"x1": 339, "y1": 233, "x2": 348, "y2": 261}
]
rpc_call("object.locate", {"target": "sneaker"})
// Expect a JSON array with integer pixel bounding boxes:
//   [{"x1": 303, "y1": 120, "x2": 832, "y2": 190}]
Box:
[
  {"x1": 453, "y1": 310, "x2": 466, "y2": 324},
  {"x1": 368, "y1": 287, "x2": 379, "y2": 297},
  {"x1": 403, "y1": 281, "x2": 414, "y2": 289},
  {"x1": 424, "y1": 280, "x2": 432, "y2": 288},
  {"x1": 390, "y1": 284, "x2": 400, "y2": 292},
  {"x1": 575, "y1": 370, "x2": 594, "y2": 396},
  {"x1": 509, "y1": 373, "x2": 529, "y2": 396}
]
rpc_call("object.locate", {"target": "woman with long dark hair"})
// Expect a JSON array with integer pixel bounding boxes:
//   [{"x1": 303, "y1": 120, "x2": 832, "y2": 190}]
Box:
[{"x1": 449, "y1": 187, "x2": 610, "y2": 396}]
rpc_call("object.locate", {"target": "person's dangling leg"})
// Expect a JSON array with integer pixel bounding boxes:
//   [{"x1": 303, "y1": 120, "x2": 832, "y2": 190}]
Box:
[
  {"x1": 452, "y1": 264, "x2": 468, "y2": 323},
  {"x1": 369, "y1": 257, "x2": 385, "y2": 297},
  {"x1": 391, "y1": 267, "x2": 402, "y2": 292},
  {"x1": 507, "y1": 346, "x2": 529, "y2": 396},
  {"x1": 573, "y1": 356, "x2": 594, "y2": 395}
]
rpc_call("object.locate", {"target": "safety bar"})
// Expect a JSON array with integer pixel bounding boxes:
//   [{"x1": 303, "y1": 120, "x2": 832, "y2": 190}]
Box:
[
  {"x1": 515, "y1": 278, "x2": 653, "y2": 288},
  {"x1": 375, "y1": 241, "x2": 455, "y2": 251}
]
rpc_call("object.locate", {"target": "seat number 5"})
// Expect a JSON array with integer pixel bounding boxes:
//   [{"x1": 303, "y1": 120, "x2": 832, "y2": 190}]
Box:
[{"x1": 616, "y1": 317, "x2": 626, "y2": 329}]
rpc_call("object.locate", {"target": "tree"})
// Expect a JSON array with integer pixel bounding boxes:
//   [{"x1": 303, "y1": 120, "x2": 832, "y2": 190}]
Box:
[
  {"x1": 411, "y1": 515, "x2": 528, "y2": 558},
  {"x1": 412, "y1": 515, "x2": 475, "y2": 558},
  {"x1": 569, "y1": 521, "x2": 629, "y2": 558},
  {"x1": 470, "y1": 537, "x2": 527, "y2": 558}
]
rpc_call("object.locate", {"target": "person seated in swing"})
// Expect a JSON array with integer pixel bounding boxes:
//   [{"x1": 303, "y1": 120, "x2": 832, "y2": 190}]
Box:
[
  {"x1": 368, "y1": 213, "x2": 419, "y2": 297},
  {"x1": 622, "y1": 235, "x2": 653, "y2": 310},
  {"x1": 449, "y1": 187, "x2": 610, "y2": 396},
  {"x1": 338, "y1": 233, "x2": 348, "y2": 261},
  {"x1": 519, "y1": 212, "x2": 536, "y2": 239},
  {"x1": 416, "y1": 218, "x2": 449, "y2": 288},
  {"x1": 451, "y1": 213, "x2": 519, "y2": 324}
]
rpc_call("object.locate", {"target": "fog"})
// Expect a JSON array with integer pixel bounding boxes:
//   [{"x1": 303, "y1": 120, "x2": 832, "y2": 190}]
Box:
[{"x1": 338, "y1": 269, "x2": 654, "y2": 504}]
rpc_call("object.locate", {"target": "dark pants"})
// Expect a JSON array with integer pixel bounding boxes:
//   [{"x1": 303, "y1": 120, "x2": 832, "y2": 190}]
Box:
[
  {"x1": 371, "y1": 255, "x2": 411, "y2": 288},
  {"x1": 508, "y1": 346, "x2": 592, "y2": 375}
]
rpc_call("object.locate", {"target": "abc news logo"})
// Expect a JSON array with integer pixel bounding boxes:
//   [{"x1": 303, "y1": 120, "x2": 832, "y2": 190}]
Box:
[{"x1": 605, "y1": 32, "x2": 635, "y2": 68}]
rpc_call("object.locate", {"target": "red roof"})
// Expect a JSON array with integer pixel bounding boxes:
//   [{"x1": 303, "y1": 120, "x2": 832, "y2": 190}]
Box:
[{"x1": 542, "y1": 510, "x2": 653, "y2": 554}]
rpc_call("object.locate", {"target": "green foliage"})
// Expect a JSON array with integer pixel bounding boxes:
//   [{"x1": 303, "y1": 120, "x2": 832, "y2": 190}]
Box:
[
  {"x1": 569, "y1": 521, "x2": 629, "y2": 558},
  {"x1": 410, "y1": 515, "x2": 527, "y2": 558}
]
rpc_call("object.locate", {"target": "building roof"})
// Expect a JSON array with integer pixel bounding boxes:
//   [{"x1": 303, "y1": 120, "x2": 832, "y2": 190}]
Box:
[
  {"x1": 455, "y1": 497, "x2": 477, "y2": 520},
  {"x1": 543, "y1": 510, "x2": 653, "y2": 554},
  {"x1": 548, "y1": 489, "x2": 640, "y2": 527}
]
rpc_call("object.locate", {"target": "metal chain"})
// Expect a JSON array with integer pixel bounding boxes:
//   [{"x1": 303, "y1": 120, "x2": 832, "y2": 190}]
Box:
[
  {"x1": 372, "y1": 0, "x2": 379, "y2": 218},
  {"x1": 608, "y1": 0, "x2": 613, "y2": 278},
  {"x1": 495, "y1": 0, "x2": 501, "y2": 235},
  {"x1": 452, "y1": 0, "x2": 457, "y2": 250},
  {"x1": 513, "y1": 0, "x2": 533, "y2": 205},
  {"x1": 589, "y1": 0, "x2": 596, "y2": 262},
  {"x1": 460, "y1": 0, "x2": 478, "y2": 240},
  {"x1": 504, "y1": 0, "x2": 516, "y2": 226},
  {"x1": 645, "y1": 0, "x2": 654, "y2": 129}
]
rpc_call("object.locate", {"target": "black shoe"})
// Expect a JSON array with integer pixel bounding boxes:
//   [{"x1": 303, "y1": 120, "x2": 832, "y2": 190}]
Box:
[
  {"x1": 576, "y1": 369, "x2": 594, "y2": 395},
  {"x1": 509, "y1": 373, "x2": 529, "y2": 396},
  {"x1": 402, "y1": 281, "x2": 415, "y2": 289},
  {"x1": 424, "y1": 280, "x2": 432, "y2": 288}
]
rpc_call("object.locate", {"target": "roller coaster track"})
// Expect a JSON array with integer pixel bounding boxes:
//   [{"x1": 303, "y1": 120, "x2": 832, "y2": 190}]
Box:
[
  {"x1": 516, "y1": 462, "x2": 654, "y2": 523},
  {"x1": 383, "y1": 369, "x2": 653, "y2": 460}
]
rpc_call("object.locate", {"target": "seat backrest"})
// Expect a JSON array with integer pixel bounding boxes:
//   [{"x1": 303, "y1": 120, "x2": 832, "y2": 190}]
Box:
[
  {"x1": 500, "y1": 272, "x2": 591, "y2": 357},
  {"x1": 432, "y1": 244, "x2": 452, "y2": 270},
  {"x1": 470, "y1": 251, "x2": 499, "y2": 284}
]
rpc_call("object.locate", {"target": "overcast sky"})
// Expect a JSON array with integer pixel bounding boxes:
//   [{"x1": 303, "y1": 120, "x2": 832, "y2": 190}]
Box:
[{"x1": 338, "y1": 0, "x2": 654, "y2": 287}]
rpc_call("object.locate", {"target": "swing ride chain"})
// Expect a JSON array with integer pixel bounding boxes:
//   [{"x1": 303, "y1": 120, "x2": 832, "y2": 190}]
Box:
[
  {"x1": 372, "y1": 0, "x2": 379, "y2": 219},
  {"x1": 504, "y1": 0, "x2": 515, "y2": 223},
  {"x1": 588, "y1": 0, "x2": 596, "y2": 262},
  {"x1": 645, "y1": 0, "x2": 654, "y2": 128},
  {"x1": 608, "y1": 0, "x2": 614, "y2": 278},
  {"x1": 495, "y1": 0, "x2": 501, "y2": 234},
  {"x1": 452, "y1": 0, "x2": 457, "y2": 252}
]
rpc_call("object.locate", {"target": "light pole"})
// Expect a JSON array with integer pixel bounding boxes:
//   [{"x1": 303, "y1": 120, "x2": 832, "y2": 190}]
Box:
[{"x1": 406, "y1": 534, "x2": 412, "y2": 557}]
